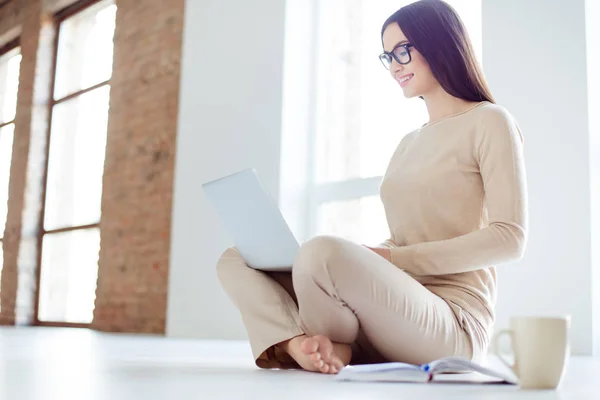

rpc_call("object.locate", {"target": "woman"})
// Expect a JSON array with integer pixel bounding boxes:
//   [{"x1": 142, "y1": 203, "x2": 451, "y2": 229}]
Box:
[{"x1": 216, "y1": 0, "x2": 527, "y2": 374}]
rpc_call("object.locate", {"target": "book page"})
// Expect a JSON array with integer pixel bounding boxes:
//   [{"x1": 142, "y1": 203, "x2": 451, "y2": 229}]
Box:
[
  {"x1": 431, "y1": 357, "x2": 518, "y2": 384},
  {"x1": 336, "y1": 362, "x2": 428, "y2": 382}
]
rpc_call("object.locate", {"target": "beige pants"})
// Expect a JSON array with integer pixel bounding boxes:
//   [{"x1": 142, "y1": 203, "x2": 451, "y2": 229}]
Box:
[{"x1": 217, "y1": 235, "x2": 479, "y2": 369}]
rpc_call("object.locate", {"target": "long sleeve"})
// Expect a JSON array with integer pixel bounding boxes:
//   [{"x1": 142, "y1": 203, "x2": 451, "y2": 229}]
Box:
[
  {"x1": 377, "y1": 238, "x2": 397, "y2": 249},
  {"x1": 388, "y1": 108, "x2": 528, "y2": 276}
]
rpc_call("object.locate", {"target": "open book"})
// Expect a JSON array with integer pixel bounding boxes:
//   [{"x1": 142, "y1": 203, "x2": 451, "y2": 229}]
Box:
[{"x1": 335, "y1": 356, "x2": 517, "y2": 384}]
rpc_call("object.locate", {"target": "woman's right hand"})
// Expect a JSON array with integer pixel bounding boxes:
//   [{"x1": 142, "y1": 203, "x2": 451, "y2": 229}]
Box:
[{"x1": 363, "y1": 245, "x2": 392, "y2": 262}]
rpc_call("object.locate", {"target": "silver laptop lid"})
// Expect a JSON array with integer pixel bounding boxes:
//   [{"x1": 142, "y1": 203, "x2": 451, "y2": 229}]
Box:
[{"x1": 202, "y1": 168, "x2": 299, "y2": 271}]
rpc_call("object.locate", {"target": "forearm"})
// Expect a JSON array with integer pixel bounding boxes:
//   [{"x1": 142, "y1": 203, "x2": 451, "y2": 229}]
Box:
[{"x1": 389, "y1": 221, "x2": 526, "y2": 275}]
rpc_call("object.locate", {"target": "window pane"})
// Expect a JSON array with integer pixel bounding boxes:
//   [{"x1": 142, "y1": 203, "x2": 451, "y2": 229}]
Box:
[
  {"x1": 53, "y1": 0, "x2": 116, "y2": 100},
  {"x1": 313, "y1": 0, "x2": 481, "y2": 183},
  {"x1": 0, "y1": 124, "x2": 14, "y2": 237},
  {"x1": 44, "y1": 86, "x2": 109, "y2": 230},
  {"x1": 316, "y1": 195, "x2": 389, "y2": 245},
  {"x1": 0, "y1": 48, "x2": 21, "y2": 124},
  {"x1": 38, "y1": 228, "x2": 100, "y2": 323}
]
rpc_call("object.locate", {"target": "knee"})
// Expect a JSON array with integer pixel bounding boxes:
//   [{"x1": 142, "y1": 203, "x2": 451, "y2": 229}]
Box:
[
  {"x1": 215, "y1": 246, "x2": 248, "y2": 283},
  {"x1": 293, "y1": 235, "x2": 345, "y2": 277}
]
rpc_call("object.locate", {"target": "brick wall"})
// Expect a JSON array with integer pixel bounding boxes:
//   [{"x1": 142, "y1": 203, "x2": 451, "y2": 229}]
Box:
[
  {"x1": 0, "y1": 0, "x2": 184, "y2": 332},
  {"x1": 92, "y1": 0, "x2": 184, "y2": 334},
  {"x1": 0, "y1": 0, "x2": 45, "y2": 326}
]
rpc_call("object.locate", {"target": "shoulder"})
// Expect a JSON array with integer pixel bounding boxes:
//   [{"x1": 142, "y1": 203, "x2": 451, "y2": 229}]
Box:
[
  {"x1": 472, "y1": 102, "x2": 523, "y2": 143},
  {"x1": 472, "y1": 102, "x2": 518, "y2": 127},
  {"x1": 396, "y1": 128, "x2": 419, "y2": 150},
  {"x1": 402, "y1": 128, "x2": 419, "y2": 143}
]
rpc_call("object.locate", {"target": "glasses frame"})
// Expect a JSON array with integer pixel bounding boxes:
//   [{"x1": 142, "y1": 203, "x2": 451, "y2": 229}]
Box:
[{"x1": 379, "y1": 43, "x2": 414, "y2": 70}]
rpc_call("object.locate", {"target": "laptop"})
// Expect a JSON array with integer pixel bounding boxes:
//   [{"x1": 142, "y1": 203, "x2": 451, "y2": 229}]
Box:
[{"x1": 202, "y1": 168, "x2": 299, "y2": 271}]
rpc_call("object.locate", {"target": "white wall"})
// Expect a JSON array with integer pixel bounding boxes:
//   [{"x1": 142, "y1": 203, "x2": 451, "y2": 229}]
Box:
[
  {"x1": 586, "y1": 0, "x2": 600, "y2": 354},
  {"x1": 483, "y1": 0, "x2": 596, "y2": 355},
  {"x1": 166, "y1": 0, "x2": 287, "y2": 339}
]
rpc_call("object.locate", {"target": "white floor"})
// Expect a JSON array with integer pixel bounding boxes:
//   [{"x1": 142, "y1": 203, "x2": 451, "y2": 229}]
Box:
[{"x1": 0, "y1": 327, "x2": 598, "y2": 399}]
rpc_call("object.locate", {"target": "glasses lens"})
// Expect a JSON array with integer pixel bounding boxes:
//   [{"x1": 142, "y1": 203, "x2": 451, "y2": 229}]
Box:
[
  {"x1": 379, "y1": 54, "x2": 391, "y2": 69},
  {"x1": 393, "y1": 46, "x2": 410, "y2": 64}
]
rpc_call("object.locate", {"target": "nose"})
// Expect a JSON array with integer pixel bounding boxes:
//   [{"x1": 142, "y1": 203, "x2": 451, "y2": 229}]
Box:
[{"x1": 390, "y1": 58, "x2": 404, "y2": 75}]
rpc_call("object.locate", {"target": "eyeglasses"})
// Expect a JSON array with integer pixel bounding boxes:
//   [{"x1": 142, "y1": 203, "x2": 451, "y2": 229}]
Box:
[{"x1": 379, "y1": 43, "x2": 414, "y2": 70}]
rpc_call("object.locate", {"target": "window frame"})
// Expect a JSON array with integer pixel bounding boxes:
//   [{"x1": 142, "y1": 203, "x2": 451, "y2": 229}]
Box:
[
  {"x1": 33, "y1": 0, "x2": 114, "y2": 328},
  {"x1": 0, "y1": 38, "x2": 21, "y2": 285},
  {"x1": 306, "y1": 177, "x2": 383, "y2": 239}
]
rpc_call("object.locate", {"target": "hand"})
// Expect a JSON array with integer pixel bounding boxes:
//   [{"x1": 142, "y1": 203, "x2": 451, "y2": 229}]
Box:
[{"x1": 363, "y1": 245, "x2": 392, "y2": 262}]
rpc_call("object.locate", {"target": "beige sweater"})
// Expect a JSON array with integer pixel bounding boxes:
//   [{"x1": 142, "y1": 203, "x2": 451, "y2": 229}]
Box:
[{"x1": 379, "y1": 101, "x2": 528, "y2": 334}]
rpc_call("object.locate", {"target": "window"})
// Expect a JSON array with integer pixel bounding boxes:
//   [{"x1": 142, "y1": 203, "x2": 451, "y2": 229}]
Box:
[
  {"x1": 0, "y1": 42, "x2": 22, "y2": 313},
  {"x1": 36, "y1": 0, "x2": 116, "y2": 325},
  {"x1": 308, "y1": 0, "x2": 482, "y2": 244}
]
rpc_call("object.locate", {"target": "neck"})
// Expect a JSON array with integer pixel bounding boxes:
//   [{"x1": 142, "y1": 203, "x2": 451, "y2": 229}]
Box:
[{"x1": 422, "y1": 86, "x2": 478, "y2": 124}]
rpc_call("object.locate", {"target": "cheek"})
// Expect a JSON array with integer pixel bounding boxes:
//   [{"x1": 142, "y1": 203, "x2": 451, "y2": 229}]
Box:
[{"x1": 412, "y1": 56, "x2": 438, "y2": 90}]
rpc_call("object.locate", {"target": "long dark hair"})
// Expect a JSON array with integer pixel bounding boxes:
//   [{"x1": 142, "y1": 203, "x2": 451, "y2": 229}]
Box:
[{"x1": 381, "y1": 0, "x2": 495, "y2": 103}]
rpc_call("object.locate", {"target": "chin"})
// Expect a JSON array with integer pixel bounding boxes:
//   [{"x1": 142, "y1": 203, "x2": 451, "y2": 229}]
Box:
[{"x1": 401, "y1": 88, "x2": 421, "y2": 99}]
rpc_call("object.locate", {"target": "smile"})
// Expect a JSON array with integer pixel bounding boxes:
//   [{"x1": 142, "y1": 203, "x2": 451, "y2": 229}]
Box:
[{"x1": 397, "y1": 74, "x2": 414, "y2": 87}]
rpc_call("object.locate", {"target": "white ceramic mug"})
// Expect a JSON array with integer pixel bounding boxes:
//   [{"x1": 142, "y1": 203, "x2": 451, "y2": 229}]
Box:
[{"x1": 492, "y1": 316, "x2": 570, "y2": 390}]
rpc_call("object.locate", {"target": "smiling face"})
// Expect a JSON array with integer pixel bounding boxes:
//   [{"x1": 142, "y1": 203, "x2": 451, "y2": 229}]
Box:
[{"x1": 381, "y1": 23, "x2": 441, "y2": 99}]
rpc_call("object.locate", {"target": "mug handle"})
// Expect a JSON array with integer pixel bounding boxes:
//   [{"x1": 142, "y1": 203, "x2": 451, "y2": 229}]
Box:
[{"x1": 492, "y1": 329, "x2": 516, "y2": 374}]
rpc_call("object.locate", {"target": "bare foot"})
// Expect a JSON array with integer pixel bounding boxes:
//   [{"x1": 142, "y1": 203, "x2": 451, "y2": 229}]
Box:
[{"x1": 279, "y1": 334, "x2": 351, "y2": 374}]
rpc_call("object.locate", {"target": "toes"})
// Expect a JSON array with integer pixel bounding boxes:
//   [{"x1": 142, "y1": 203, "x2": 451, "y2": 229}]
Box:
[
  {"x1": 300, "y1": 337, "x2": 319, "y2": 355},
  {"x1": 330, "y1": 357, "x2": 344, "y2": 370},
  {"x1": 313, "y1": 335, "x2": 334, "y2": 359},
  {"x1": 299, "y1": 335, "x2": 348, "y2": 374}
]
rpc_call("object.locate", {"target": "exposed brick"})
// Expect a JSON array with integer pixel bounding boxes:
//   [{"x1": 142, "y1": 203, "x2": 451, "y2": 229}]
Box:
[
  {"x1": 0, "y1": 0, "x2": 45, "y2": 325},
  {"x1": 91, "y1": 0, "x2": 184, "y2": 334},
  {"x1": 0, "y1": 1, "x2": 27, "y2": 39}
]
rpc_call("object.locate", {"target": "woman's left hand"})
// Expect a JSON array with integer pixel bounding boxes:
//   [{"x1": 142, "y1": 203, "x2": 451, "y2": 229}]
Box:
[{"x1": 363, "y1": 246, "x2": 392, "y2": 262}]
